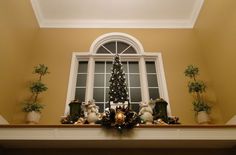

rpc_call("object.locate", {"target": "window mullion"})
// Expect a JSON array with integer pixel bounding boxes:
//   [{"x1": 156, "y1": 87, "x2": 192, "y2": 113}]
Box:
[
  {"x1": 102, "y1": 45, "x2": 113, "y2": 55},
  {"x1": 120, "y1": 45, "x2": 131, "y2": 55},
  {"x1": 139, "y1": 57, "x2": 149, "y2": 103},
  {"x1": 104, "y1": 62, "x2": 107, "y2": 110},
  {"x1": 85, "y1": 57, "x2": 95, "y2": 102},
  {"x1": 127, "y1": 62, "x2": 131, "y2": 102}
]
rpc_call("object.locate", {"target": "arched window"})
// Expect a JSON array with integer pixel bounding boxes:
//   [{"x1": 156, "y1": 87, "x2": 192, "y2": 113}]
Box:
[
  {"x1": 65, "y1": 33, "x2": 171, "y2": 115},
  {"x1": 96, "y1": 41, "x2": 136, "y2": 54}
]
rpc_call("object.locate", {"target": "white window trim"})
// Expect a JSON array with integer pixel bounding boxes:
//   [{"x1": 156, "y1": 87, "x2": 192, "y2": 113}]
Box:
[
  {"x1": 90, "y1": 32, "x2": 144, "y2": 55},
  {"x1": 65, "y1": 33, "x2": 171, "y2": 116},
  {"x1": 65, "y1": 52, "x2": 171, "y2": 116}
]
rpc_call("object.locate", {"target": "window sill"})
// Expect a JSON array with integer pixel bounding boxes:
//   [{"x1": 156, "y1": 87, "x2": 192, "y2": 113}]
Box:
[{"x1": 0, "y1": 124, "x2": 236, "y2": 148}]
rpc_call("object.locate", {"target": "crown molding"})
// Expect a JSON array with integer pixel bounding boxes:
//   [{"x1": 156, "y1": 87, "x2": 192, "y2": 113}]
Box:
[{"x1": 31, "y1": 0, "x2": 204, "y2": 29}]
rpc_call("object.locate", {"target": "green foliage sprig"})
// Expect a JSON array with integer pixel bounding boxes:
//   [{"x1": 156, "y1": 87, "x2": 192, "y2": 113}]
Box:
[
  {"x1": 193, "y1": 100, "x2": 211, "y2": 113},
  {"x1": 184, "y1": 65, "x2": 211, "y2": 113},
  {"x1": 23, "y1": 102, "x2": 44, "y2": 113},
  {"x1": 188, "y1": 81, "x2": 206, "y2": 93},
  {"x1": 30, "y1": 81, "x2": 48, "y2": 93},
  {"x1": 23, "y1": 64, "x2": 49, "y2": 113}
]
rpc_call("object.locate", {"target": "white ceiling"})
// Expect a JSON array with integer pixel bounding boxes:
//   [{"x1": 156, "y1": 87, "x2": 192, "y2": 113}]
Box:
[{"x1": 31, "y1": 0, "x2": 204, "y2": 28}]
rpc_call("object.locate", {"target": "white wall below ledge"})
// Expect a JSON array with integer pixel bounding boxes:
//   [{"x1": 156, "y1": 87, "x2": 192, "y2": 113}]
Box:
[{"x1": 0, "y1": 125, "x2": 236, "y2": 148}]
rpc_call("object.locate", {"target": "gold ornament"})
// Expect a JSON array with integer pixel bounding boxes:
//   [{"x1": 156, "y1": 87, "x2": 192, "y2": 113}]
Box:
[{"x1": 115, "y1": 111, "x2": 125, "y2": 125}]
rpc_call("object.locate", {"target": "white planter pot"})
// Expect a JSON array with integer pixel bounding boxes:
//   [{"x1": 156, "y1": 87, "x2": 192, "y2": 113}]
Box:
[
  {"x1": 26, "y1": 111, "x2": 41, "y2": 124},
  {"x1": 197, "y1": 111, "x2": 210, "y2": 124}
]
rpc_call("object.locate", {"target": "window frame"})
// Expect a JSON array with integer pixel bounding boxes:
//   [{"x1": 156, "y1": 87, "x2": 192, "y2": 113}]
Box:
[{"x1": 65, "y1": 33, "x2": 171, "y2": 116}]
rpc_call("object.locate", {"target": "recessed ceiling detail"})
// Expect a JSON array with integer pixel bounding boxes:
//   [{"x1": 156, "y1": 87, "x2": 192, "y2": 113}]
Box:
[{"x1": 31, "y1": 0, "x2": 204, "y2": 28}]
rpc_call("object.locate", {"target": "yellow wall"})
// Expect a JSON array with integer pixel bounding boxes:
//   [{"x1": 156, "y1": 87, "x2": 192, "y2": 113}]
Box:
[
  {"x1": 25, "y1": 28, "x2": 222, "y2": 124},
  {"x1": 195, "y1": 0, "x2": 236, "y2": 122},
  {"x1": 0, "y1": 0, "x2": 39, "y2": 123},
  {"x1": 1, "y1": 0, "x2": 229, "y2": 125}
]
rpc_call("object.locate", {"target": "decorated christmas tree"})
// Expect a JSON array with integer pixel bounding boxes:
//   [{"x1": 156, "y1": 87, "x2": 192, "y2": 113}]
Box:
[
  {"x1": 108, "y1": 54, "x2": 130, "y2": 109},
  {"x1": 101, "y1": 54, "x2": 140, "y2": 131}
]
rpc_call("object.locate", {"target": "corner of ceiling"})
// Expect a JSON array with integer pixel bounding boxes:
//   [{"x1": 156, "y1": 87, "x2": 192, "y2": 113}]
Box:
[
  {"x1": 189, "y1": 0, "x2": 205, "y2": 28},
  {"x1": 30, "y1": 0, "x2": 44, "y2": 27}
]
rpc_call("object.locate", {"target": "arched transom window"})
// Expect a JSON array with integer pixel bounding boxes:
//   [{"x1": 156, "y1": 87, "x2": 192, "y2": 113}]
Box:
[
  {"x1": 97, "y1": 41, "x2": 136, "y2": 54},
  {"x1": 65, "y1": 32, "x2": 171, "y2": 115}
]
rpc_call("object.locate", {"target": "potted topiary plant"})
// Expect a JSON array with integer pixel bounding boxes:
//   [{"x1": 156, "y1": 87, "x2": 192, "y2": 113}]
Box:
[
  {"x1": 184, "y1": 65, "x2": 211, "y2": 124},
  {"x1": 23, "y1": 64, "x2": 49, "y2": 124}
]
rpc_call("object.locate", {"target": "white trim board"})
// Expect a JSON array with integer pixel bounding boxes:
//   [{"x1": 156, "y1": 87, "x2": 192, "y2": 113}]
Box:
[{"x1": 0, "y1": 126, "x2": 236, "y2": 148}]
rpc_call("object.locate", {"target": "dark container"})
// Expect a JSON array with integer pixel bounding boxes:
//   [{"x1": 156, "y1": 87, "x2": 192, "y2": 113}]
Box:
[
  {"x1": 69, "y1": 100, "x2": 82, "y2": 122},
  {"x1": 153, "y1": 98, "x2": 168, "y2": 123}
]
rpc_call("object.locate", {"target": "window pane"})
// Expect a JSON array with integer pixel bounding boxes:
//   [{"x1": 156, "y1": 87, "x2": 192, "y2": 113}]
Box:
[
  {"x1": 96, "y1": 103, "x2": 104, "y2": 113},
  {"x1": 123, "y1": 46, "x2": 136, "y2": 54},
  {"x1": 76, "y1": 74, "x2": 87, "y2": 87},
  {"x1": 106, "y1": 88, "x2": 109, "y2": 101},
  {"x1": 106, "y1": 74, "x2": 111, "y2": 87},
  {"x1": 97, "y1": 46, "x2": 110, "y2": 54},
  {"x1": 105, "y1": 103, "x2": 110, "y2": 109},
  {"x1": 146, "y1": 61, "x2": 156, "y2": 73},
  {"x1": 129, "y1": 62, "x2": 139, "y2": 73},
  {"x1": 95, "y1": 62, "x2": 105, "y2": 73},
  {"x1": 117, "y1": 41, "x2": 129, "y2": 54},
  {"x1": 149, "y1": 88, "x2": 160, "y2": 100},
  {"x1": 94, "y1": 74, "x2": 105, "y2": 87},
  {"x1": 106, "y1": 62, "x2": 112, "y2": 73},
  {"x1": 129, "y1": 74, "x2": 140, "y2": 87},
  {"x1": 147, "y1": 74, "x2": 158, "y2": 87},
  {"x1": 121, "y1": 62, "x2": 127, "y2": 73},
  {"x1": 78, "y1": 61, "x2": 88, "y2": 73},
  {"x1": 130, "y1": 88, "x2": 141, "y2": 102},
  {"x1": 75, "y1": 88, "x2": 86, "y2": 101},
  {"x1": 125, "y1": 74, "x2": 129, "y2": 86},
  {"x1": 93, "y1": 88, "x2": 104, "y2": 102},
  {"x1": 103, "y1": 42, "x2": 115, "y2": 53},
  {"x1": 131, "y1": 103, "x2": 140, "y2": 113}
]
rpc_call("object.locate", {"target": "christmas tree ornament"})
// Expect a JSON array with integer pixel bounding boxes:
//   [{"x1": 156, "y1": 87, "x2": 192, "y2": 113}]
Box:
[{"x1": 115, "y1": 111, "x2": 125, "y2": 125}]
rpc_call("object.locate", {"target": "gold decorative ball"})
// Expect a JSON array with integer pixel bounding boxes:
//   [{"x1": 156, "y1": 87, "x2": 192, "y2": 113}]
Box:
[{"x1": 115, "y1": 111, "x2": 125, "y2": 124}]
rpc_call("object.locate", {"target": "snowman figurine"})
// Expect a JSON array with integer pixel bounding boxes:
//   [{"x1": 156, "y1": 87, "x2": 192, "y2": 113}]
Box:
[
  {"x1": 84, "y1": 100, "x2": 99, "y2": 124},
  {"x1": 139, "y1": 102, "x2": 153, "y2": 124}
]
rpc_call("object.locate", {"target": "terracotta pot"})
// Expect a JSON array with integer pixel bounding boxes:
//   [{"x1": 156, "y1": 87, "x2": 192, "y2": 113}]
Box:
[
  {"x1": 26, "y1": 111, "x2": 41, "y2": 124},
  {"x1": 197, "y1": 111, "x2": 210, "y2": 124}
]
